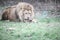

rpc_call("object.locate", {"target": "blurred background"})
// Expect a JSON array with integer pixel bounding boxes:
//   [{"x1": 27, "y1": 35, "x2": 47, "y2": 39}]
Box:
[
  {"x1": 0, "y1": 0, "x2": 60, "y2": 20},
  {"x1": 0, "y1": 0, "x2": 60, "y2": 40}
]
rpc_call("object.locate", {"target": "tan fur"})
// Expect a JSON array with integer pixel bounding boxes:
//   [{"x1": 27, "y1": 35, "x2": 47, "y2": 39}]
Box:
[
  {"x1": 15, "y1": 2, "x2": 34, "y2": 22},
  {"x1": 1, "y1": 6, "x2": 19, "y2": 22},
  {"x1": 1, "y1": 2, "x2": 35, "y2": 22}
]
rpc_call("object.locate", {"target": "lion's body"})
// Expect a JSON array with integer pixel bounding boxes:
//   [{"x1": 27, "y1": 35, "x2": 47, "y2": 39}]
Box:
[
  {"x1": 1, "y1": 6, "x2": 19, "y2": 22},
  {"x1": 1, "y1": 2, "x2": 35, "y2": 22}
]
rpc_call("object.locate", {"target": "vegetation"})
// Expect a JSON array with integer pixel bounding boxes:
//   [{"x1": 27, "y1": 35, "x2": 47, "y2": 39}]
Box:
[
  {"x1": 0, "y1": 1, "x2": 60, "y2": 39},
  {"x1": 0, "y1": 18, "x2": 60, "y2": 40}
]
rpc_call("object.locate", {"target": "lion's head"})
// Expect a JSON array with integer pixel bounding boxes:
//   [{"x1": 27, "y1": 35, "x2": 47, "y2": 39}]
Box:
[
  {"x1": 16, "y1": 2, "x2": 34, "y2": 22},
  {"x1": 22, "y1": 10, "x2": 33, "y2": 22}
]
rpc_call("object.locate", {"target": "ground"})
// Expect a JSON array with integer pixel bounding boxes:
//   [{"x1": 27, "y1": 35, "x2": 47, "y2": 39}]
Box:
[
  {"x1": 0, "y1": 18, "x2": 60, "y2": 40},
  {"x1": 0, "y1": 5, "x2": 60, "y2": 40}
]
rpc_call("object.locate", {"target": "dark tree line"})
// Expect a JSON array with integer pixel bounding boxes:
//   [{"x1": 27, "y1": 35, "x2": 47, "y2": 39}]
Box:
[{"x1": 0, "y1": 0, "x2": 60, "y2": 4}]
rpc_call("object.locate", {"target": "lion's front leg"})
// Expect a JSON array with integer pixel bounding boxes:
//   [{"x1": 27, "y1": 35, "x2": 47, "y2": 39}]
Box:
[{"x1": 17, "y1": 12, "x2": 24, "y2": 22}]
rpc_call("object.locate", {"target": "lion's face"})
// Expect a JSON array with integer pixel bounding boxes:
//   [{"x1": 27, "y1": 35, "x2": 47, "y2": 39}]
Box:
[
  {"x1": 23, "y1": 10, "x2": 33, "y2": 22},
  {"x1": 16, "y1": 2, "x2": 34, "y2": 22}
]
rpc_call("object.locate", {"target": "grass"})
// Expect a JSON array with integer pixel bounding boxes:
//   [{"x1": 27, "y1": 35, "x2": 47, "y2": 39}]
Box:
[
  {"x1": 0, "y1": 6, "x2": 60, "y2": 40},
  {"x1": 0, "y1": 18, "x2": 60, "y2": 40}
]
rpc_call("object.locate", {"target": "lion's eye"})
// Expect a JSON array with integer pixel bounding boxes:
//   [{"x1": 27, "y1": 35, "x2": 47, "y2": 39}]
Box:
[
  {"x1": 25, "y1": 13, "x2": 27, "y2": 14},
  {"x1": 29, "y1": 13, "x2": 31, "y2": 14},
  {"x1": 20, "y1": 8, "x2": 22, "y2": 9}
]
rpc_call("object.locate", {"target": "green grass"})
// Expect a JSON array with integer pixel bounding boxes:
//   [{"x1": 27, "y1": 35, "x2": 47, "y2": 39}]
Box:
[{"x1": 0, "y1": 18, "x2": 60, "y2": 40}]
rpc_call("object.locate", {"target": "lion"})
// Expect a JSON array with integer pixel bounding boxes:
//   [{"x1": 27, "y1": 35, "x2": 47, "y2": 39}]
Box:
[
  {"x1": 15, "y1": 2, "x2": 35, "y2": 22},
  {"x1": 1, "y1": 2, "x2": 36, "y2": 22},
  {"x1": 1, "y1": 5, "x2": 19, "y2": 22}
]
